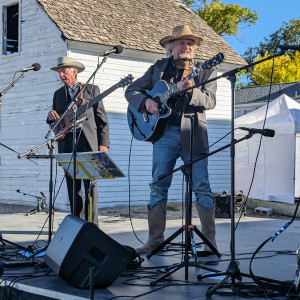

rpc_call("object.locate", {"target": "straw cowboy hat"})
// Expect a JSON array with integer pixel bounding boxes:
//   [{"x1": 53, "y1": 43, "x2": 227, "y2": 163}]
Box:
[
  {"x1": 159, "y1": 25, "x2": 203, "y2": 48},
  {"x1": 50, "y1": 57, "x2": 85, "y2": 73}
]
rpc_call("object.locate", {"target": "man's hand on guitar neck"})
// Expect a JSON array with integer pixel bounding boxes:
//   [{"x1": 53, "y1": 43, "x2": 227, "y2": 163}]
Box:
[
  {"x1": 145, "y1": 98, "x2": 160, "y2": 115},
  {"x1": 48, "y1": 110, "x2": 60, "y2": 122}
]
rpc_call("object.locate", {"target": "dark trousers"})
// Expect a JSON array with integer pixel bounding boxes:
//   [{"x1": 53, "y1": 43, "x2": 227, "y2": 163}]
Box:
[{"x1": 62, "y1": 132, "x2": 99, "y2": 225}]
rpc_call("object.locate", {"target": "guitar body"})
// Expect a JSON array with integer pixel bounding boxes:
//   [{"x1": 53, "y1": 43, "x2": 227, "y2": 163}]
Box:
[
  {"x1": 51, "y1": 98, "x2": 85, "y2": 140},
  {"x1": 127, "y1": 80, "x2": 172, "y2": 143},
  {"x1": 50, "y1": 110, "x2": 73, "y2": 141}
]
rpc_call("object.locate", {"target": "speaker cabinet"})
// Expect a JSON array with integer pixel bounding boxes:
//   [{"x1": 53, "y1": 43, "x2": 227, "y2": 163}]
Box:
[{"x1": 44, "y1": 214, "x2": 132, "y2": 288}]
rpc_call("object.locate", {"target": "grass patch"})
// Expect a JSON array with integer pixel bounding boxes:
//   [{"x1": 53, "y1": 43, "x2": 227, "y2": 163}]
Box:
[{"x1": 167, "y1": 205, "x2": 180, "y2": 212}]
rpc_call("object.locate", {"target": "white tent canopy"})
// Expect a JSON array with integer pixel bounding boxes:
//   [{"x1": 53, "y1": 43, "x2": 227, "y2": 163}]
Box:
[{"x1": 235, "y1": 94, "x2": 300, "y2": 204}]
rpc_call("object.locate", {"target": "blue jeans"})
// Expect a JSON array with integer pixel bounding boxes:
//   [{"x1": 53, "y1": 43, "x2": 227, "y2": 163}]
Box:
[{"x1": 150, "y1": 124, "x2": 213, "y2": 211}]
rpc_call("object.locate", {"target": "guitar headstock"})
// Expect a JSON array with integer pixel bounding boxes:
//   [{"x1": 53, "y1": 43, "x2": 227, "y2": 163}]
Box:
[
  {"x1": 202, "y1": 53, "x2": 225, "y2": 70},
  {"x1": 117, "y1": 74, "x2": 134, "y2": 88}
]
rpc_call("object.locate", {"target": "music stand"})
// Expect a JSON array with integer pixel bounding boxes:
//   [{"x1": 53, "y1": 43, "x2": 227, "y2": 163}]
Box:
[{"x1": 54, "y1": 151, "x2": 125, "y2": 222}]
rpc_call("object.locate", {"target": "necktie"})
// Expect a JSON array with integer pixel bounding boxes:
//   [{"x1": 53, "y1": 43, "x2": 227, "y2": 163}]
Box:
[{"x1": 68, "y1": 83, "x2": 78, "y2": 100}]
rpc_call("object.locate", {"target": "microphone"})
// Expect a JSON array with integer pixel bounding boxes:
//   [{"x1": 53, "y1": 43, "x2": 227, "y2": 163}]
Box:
[
  {"x1": 278, "y1": 45, "x2": 300, "y2": 51},
  {"x1": 99, "y1": 45, "x2": 123, "y2": 56},
  {"x1": 239, "y1": 127, "x2": 275, "y2": 137},
  {"x1": 17, "y1": 63, "x2": 41, "y2": 72}
]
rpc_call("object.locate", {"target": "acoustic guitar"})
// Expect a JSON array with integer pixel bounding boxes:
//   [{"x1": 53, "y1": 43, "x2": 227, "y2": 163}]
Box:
[{"x1": 127, "y1": 53, "x2": 224, "y2": 143}]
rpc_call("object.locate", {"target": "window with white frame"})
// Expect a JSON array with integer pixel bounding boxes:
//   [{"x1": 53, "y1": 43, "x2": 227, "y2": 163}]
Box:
[{"x1": 2, "y1": 2, "x2": 19, "y2": 55}]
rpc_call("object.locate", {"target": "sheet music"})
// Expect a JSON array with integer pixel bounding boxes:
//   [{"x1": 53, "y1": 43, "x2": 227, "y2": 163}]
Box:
[{"x1": 54, "y1": 151, "x2": 125, "y2": 180}]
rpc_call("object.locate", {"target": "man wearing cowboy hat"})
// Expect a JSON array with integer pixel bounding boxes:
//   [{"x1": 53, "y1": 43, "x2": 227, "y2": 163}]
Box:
[
  {"x1": 47, "y1": 57, "x2": 109, "y2": 226},
  {"x1": 125, "y1": 25, "x2": 217, "y2": 254}
]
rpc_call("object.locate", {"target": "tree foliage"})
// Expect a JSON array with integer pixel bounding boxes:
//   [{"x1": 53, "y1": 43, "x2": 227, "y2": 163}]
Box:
[
  {"x1": 181, "y1": 0, "x2": 258, "y2": 36},
  {"x1": 248, "y1": 51, "x2": 300, "y2": 85},
  {"x1": 240, "y1": 18, "x2": 300, "y2": 87},
  {"x1": 243, "y1": 19, "x2": 300, "y2": 64}
]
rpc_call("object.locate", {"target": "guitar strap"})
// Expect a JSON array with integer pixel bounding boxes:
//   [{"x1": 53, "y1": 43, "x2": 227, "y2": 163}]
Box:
[
  {"x1": 182, "y1": 59, "x2": 194, "y2": 79},
  {"x1": 77, "y1": 83, "x2": 86, "y2": 105},
  {"x1": 181, "y1": 60, "x2": 195, "y2": 110},
  {"x1": 79, "y1": 83, "x2": 85, "y2": 99}
]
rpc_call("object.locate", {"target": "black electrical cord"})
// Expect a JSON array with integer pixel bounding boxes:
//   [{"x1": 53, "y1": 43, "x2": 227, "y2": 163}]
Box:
[{"x1": 249, "y1": 201, "x2": 300, "y2": 296}]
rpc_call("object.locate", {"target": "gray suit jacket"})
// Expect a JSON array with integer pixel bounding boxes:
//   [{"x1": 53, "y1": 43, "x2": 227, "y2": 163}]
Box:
[
  {"x1": 125, "y1": 57, "x2": 217, "y2": 156},
  {"x1": 50, "y1": 83, "x2": 109, "y2": 153}
]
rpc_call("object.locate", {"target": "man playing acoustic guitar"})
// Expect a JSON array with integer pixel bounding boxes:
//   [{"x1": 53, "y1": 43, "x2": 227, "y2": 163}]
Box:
[
  {"x1": 125, "y1": 25, "x2": 218, "y2": 254},
  {"x1": 47, "y1": 57, "x2": 109, "y2": 226}
]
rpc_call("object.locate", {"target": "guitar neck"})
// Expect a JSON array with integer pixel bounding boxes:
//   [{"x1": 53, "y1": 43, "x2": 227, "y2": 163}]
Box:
[{"x1": 76, "y1": 84, "x2": 118, "y2": 116}]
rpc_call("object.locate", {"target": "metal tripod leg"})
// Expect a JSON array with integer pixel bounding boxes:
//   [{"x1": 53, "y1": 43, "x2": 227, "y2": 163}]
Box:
[
  {"x1": 197, "y1": 258, "x2": 242, "y2": 297},
  {"x1": 206, "y1": 274, "x2": 232, "y2": 297},
  {"x1": 0, "y1": 233, "x2": 29, "y2": 251},
  {"x1": 193, "y1": 225, "x2": 221, "y2": 257},
  {"x1": 150, "y1": 260, "x2": 187, "y2": 286},
  {"x1": 147, "y1": 226, "x2": 184, "y2": 259}
]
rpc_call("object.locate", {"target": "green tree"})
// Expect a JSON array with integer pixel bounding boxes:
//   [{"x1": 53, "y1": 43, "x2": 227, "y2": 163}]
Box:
[
  {"x1": 243, "y1": 18, "x2": 300, "y2": 63},
  {"x1": 181, "y1": 0, "x2": 258, "y2": 36},
  {"x1": 249, "y1": 51, "x2": 300, "y2": 85},
  {"x1": 241, "y1": 18, "x2": 300, "y2": 87}
]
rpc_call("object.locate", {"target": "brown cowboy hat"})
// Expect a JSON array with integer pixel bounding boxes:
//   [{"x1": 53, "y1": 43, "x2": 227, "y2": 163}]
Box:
[
  {"x1": 159, "y1": 25, "x2": 203, "y2": 48},
  {"x1": 50, "y1": 57, "x2": 85, "y2": 73}
]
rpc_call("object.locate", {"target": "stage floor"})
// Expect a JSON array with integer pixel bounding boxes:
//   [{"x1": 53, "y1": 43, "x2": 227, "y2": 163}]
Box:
[{"x1": 0, "y1": 209, "x2": 299, "y2": 299}]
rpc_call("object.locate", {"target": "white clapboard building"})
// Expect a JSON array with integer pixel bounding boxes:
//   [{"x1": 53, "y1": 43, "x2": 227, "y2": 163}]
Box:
[{"x1": 0, "y1": 0, "x2": 246, "y2": 210}]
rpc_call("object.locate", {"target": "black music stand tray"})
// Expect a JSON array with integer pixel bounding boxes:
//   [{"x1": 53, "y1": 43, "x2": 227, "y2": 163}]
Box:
[{"x1": 54, "y1": 151, "x2": 125, "y2": 222}]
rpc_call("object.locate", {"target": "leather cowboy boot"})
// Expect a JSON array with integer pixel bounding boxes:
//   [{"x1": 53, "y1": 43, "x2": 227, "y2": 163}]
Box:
[
  {"x1": 136, "y1": 204, "x2": 166, "y2": 254},
  {"x1": 196, "y1": 204, "x2": 217, "y2": 251}
]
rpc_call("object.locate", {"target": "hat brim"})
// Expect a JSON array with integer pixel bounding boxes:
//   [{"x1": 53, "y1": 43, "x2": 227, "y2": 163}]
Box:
[
  {"x1": 50, "y1": 62, "x2": 85, "y2": 73},
  {"x1": 159, "y1": 35, "x2": 203, "y2": 48}
]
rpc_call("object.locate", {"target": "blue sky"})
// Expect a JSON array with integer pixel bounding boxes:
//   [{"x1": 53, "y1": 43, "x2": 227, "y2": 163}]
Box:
[{"x1": 221, "y1": 0, "x2": 300, "y2": 56}]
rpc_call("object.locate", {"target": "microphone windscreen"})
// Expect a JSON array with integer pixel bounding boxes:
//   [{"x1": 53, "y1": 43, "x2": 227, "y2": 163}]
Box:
[
  {"x1": 265, "y1": 129, "x2": 275, "y2": 137},
  {"x1": 114, "y1": 45, "x2": 123, "y2": 54},
  {"x1": 33, "y1": 63, "x2": 41, "y2": 71}
]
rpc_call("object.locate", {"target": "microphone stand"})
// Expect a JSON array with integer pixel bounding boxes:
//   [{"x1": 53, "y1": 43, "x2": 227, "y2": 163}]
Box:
[
  {"x1": 19, "y1": 135, "x2": 65, "y2": 246},
  {"x1": 45, "y1": 56, "x2": 107, "y2": 218},
  {"x1": 149, "y1": 114, "x2": 221, "y2": 286},
  {"x1": 0, "y1": 138, "x2": 57, "y2": 256},
  {"x1": 165, "y1": 49, "x2": 289, "y2": 296},
  {"x1": 0, "y1": 142, "x2": 39, "y2": 166},
  {"x1": 0, "y1": 71, "x2": 28, "y2": 102},
  {"x1": 0, "y1": 71, "x2": 39, "y2": 252}
]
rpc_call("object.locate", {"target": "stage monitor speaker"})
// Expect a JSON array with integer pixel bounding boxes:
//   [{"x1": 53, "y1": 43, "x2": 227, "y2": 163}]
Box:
[{"x1": 44, "y1": 214, "x2": 132, "y2": 288}]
